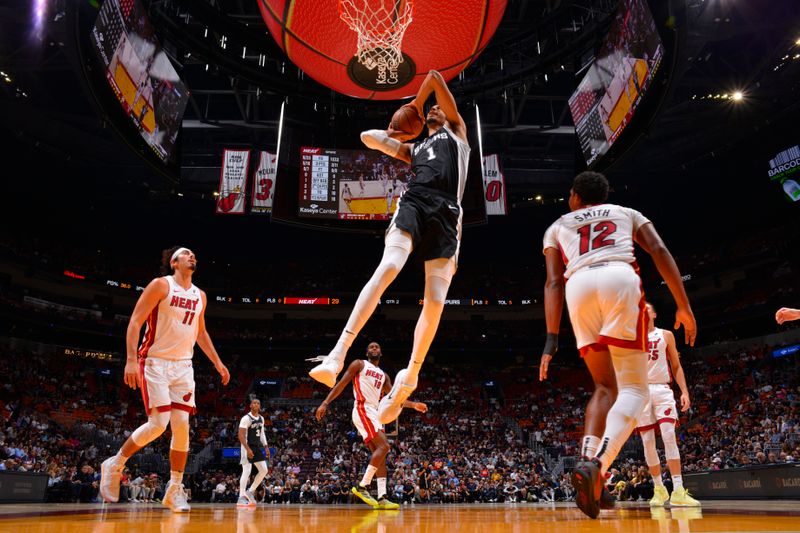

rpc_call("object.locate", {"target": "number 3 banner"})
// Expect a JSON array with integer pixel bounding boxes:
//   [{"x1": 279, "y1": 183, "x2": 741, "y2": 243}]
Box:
[
  {"x1": 482, "y1": 154, "x2": 507, "y2": 215},
  {"x1": 216, "y1": 149, "x2": 250, "y2": 215},
  {"x1": 251, "y1": 151, "x2": 277, "y2": 214}
]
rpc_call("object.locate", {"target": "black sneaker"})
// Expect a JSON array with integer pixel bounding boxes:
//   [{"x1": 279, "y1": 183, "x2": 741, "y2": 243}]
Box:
[
  {"x1": 571, "y1": 458, "x2": 602, "y2": 519},
  {"x1": 599, "y1": 486, "x2": 616, "y2": 510}
]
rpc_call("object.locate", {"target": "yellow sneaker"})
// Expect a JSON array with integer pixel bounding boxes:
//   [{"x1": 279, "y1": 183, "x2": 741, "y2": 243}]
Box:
[
  {"x1": 374, "y1": 497, "x2": 400, "y2": 510},
  {"x1": 669, "y1": 487, "x2": 700, "y2": 507},
  {"x1": 649, "y1": 486, "x2": 669, "y2": 507},
  {"x1": 351, "y1": 486, "x2": 379, "y2": 507}
]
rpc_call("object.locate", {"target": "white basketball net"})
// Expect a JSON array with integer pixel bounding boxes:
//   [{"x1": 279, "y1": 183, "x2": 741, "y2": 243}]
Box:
[{"x1": 339, "y1": 0, "x2": 414, "y2": 71}]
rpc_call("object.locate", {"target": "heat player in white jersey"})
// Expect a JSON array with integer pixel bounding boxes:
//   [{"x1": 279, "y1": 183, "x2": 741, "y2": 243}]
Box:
[
  {"x1": 636, "y1": 303, "x2": 699, "y2": 507},
  {"x1": 99, "y1": 246, "x2": 230, "y2": 513},
  {"x1": 315, "y1": 342, "x2": 427, "y2": 509},
  {"x1": 308, "y1": 70, "x2": 469, "y2": 427},
  {"x1": 539, "y1": 172, "x2": 697, "y2": 519}
]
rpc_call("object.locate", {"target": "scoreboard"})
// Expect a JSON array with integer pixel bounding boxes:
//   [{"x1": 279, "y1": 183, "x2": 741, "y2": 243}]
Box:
[{"x1": 298, "y1": 146, "x2": 413, "y2": 220}]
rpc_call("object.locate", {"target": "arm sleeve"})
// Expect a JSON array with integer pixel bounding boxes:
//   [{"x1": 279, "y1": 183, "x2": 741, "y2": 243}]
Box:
[
  {"x1": 238, "y1": 416, "x2": 251, "y2": 430},
  {"x1": 360, "y1": 130, "x2": 402, "y2": 158}
]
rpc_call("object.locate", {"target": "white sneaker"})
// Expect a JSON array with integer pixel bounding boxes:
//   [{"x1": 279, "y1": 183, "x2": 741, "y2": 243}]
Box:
[
  {"x1": 378, "y1": 369, "x2": 416, "y2": 424},
  {"x1": 307, "y1": 354, "x2": 343, "y2": 388},
  {"x1": 245, "y1": 490, "x2": 257, "y2": 507},
  {"x1": 99, "y1": 457, "x2": 123, "y2": 503},
  {"x1": 236, "y1": 496, "x2": 251, "y2": 507},
  {"x1": 163, "y1": 482, "x2": 191, "y2": 512}
]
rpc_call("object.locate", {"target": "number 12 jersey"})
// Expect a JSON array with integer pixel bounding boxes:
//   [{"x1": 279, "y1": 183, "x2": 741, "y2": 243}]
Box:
[{"x1": 543, "y1": 203, "x2": 650, "y2": 279}]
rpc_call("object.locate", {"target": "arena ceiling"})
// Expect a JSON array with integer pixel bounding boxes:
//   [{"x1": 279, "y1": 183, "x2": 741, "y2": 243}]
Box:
[{"x1": 0, "y1": 0, "x2": 798, "y2": 204}]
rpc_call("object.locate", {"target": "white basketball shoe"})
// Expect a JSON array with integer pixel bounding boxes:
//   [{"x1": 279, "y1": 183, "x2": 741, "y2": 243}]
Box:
[{"x1": 378, "y1": 369, "x2": 416, "y2": 424}]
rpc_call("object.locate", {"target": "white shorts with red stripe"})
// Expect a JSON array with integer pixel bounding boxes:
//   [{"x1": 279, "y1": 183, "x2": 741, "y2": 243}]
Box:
[
  {"x1": 636, "y1": 383, "x2": 678, "y2": 431},
  {"x1": 352, "y1": 404, "x2": 383, "y2": 444},
  {"x1": 564, "y1": 261, "x2": 648, "y2": 356},
  {"x1": 139, "y1": 357, "x2": 196, "y2": 414}
]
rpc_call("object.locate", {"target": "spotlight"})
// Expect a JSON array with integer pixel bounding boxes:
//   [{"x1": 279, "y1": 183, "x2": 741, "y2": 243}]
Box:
[
  {"x1": 732, "y1": 91, "x2": 743, "y2": 101},
  {"x1": 535, "y1": 195, "x2": 543, "y2": 201}
]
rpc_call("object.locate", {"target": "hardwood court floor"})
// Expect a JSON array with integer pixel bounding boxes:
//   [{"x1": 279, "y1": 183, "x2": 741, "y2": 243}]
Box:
[{"x1": 0, "y1": 501, "x2": 798, "y2": 533}]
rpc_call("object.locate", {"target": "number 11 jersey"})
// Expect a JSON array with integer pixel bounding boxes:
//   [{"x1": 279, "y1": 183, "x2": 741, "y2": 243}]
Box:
[{"x1": 542, "y1": 203, "x2": 650, "y2": 279}]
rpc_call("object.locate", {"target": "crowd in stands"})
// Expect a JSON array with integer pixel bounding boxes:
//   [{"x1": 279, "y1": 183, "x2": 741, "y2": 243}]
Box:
[{"x1": 0, "y1": 330, "x2": 797, "y2": 505}]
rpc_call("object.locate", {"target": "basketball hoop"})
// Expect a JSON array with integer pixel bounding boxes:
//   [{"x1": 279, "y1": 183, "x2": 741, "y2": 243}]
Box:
[{"x1": 338, "y1": 0, "x2": 414, "y2": 72}]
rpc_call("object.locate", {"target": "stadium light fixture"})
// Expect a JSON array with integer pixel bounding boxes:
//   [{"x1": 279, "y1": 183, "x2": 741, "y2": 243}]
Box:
[{"x1": 732, "y1": 91, "x2": 744, "y2": 101}]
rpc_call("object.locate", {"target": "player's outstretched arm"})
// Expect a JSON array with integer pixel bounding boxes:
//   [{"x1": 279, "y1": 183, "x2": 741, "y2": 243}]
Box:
[
  {"x1": 423, "y1": 70, "x2": 467, "y2": 142},
  {"x1": 196, "y1": 291, "x2": 230, "y2": 385},
  {"x1": 540, "y1": 247, "x2": 566, "y2": 381},
  {"x1": 124, "y1": 277, "x2": 168, "y2": 390},
  {"x1": 664, "y1": 330, "x2": 691, "y2": 411},
  {"x1": 635, "y1": 223, "x2": 697, "y2": 346},
  {"x1": 360, "y1": 130, "x2": 413, "y2": 163},
  {"x1": 402, "y1": 401, "x2": 427, "y2": 413},
  {"x1": 315, "y1": 360, "x2": 363, "y2": 421},
  {"x1": 776, "y1": 307, "x2": 800, "y2": 324}
]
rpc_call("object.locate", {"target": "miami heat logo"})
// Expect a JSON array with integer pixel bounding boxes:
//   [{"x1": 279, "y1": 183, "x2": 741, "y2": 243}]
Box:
[
  {"x1": 665, "y1": 407, "x2": 672, "y2": 416},
  {"x1": 183, "y1": 392, "x2": 193, "y2": 402}
]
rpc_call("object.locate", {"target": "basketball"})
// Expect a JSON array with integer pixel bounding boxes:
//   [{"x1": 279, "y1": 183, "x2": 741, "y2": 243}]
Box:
[
  {"x1": 256, "y1": 0, "x2": 508, "y2": 100},
  {"x1": 390, "y1": 104, "x2": 424, "y2": 137}
]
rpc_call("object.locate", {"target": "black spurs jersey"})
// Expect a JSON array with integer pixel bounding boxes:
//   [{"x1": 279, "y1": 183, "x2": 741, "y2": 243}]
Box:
[
  {"x1": 410, "y1": 126, "x2": 470, "y2": 201},
  {"x1": 241, "y1": 413, "x2": 265, "y2": 449}
]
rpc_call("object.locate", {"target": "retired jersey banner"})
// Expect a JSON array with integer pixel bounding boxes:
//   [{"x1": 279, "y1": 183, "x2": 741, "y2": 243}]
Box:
[
  {"x1": 251, "y1": 151, "x2": 277, "y2": 214},
  {"x1": 482, "y1": 154, "x2": 508, "y2": 215},
  {"x1": 216, "y1": 149, "x2": 250, "y2": 214}
]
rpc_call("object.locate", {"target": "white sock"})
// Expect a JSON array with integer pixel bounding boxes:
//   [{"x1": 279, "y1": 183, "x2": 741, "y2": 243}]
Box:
[
  {"x1": 581, "y1": 435, "x2": 600, "y2": 458},
  {"x1": 360, "y1": 465, "x2": 378, "y2": 488},
  {"x1": 652, "y1": 474, "x2": 664, "y2": 488},
  {"x1": 672, "y1": 475, "x2": 683, "y2": 490},
  {"x1": 170, "y1": 471, "x2": 183, "y2": 485},
  {"x1": 377, "y1": 477, "x2": 387, "y2": 499}
]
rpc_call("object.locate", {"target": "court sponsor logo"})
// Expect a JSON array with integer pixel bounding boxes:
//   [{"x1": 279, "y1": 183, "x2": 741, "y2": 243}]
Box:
[
  {"x1": 710, "y1": 481, "x2": 727, "y2": 490},
  {"x1": 779, "y1": 477, "x2": 800, "y2": 488}
]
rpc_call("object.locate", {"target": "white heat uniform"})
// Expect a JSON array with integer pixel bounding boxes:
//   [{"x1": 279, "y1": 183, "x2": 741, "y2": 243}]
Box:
[
  {"x1": 636, "y1": 328, "x2": 678, "y2": 429},
  {"x1": 137, "y1": 275, "x2": 203, "y2": 413},
  {"x1": 352, "y1": 360, "x2": 386, "y2": 443},
  {"x1": 543, "y1": 203, "x2": 651, "y2": 355}
]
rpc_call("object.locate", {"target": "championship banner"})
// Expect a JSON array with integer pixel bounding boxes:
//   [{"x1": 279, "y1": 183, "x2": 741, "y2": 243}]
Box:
[
  {"x1": 216, "y1": 149, "x2": 250, "y2": 214},
  {"x1": 251, "y1": 150, "x2": 277, "y2": 214},
  {"x1": 482, "y1": 154, "x2": 508, "y2": 215}
]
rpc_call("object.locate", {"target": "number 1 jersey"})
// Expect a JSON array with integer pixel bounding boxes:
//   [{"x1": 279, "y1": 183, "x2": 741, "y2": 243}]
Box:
[{"x1": 543, "y1": 203, "x2": 650, "y2": 279}]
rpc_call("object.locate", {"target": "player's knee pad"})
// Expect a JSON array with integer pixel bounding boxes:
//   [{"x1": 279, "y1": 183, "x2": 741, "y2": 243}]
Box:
[
  {"x1": 254, "y1": 461, "x2": 268, "y2": 474},
  {"x1": 640, "y1": 429, "x2": 660, "y2": 467},
  {"x1": 659, "y1": 422, "x2": 681, "y2": 461},
  {"x1": 384, "y1": 225, "x2": 413, "y2": 253},
  {"x1": 131, "y1": 410, "x2": 170, "y2": 447},
  {"x1": 424, "y1": 258, "x2": 456, "y2": 287},
  {"x1": 169, "y1": 409, "x2": 191, "y2": 452},
  {"x1": 376, "y1": 237, "x2": 411, "y2": 281}
]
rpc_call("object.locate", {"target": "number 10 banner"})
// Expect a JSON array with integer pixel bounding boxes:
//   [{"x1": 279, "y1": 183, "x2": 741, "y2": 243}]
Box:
[
  {"x1": 251, "y1": 151, "x2": 277, "y2": 214},
  {"x1": 216, "y1": 149, "x2": 250, "y2": 215},
  {"x1": 482, "y1": 154, "x2": 507, "y2": 215}
]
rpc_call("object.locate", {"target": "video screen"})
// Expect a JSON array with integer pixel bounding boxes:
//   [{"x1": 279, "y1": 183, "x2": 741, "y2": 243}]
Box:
[
  {"x1": 569, "y1": 0, "x2": 663, "y2": 166},
  {"x1": 90, "y1": 0, "x2": 189, "y2": 163},
  {"x1": 298, "y1": 147, "x2": 414, "y2": 220}
]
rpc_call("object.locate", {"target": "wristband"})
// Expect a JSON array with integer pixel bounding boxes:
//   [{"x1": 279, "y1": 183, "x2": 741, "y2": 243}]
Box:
[{"x1": 542, "y1": 333, "x2": 558, "y2": 357}]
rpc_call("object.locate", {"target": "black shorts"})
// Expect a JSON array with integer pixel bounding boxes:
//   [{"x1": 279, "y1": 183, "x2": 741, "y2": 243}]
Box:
[
  {"x1": 245, "y1": 447, "x2": 267, "y2": 464},
  {"x1": 390, "y1": 186, "x2": 461, "y2": 262}
]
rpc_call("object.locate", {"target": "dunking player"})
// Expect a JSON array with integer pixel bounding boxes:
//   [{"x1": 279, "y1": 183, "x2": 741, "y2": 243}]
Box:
[
  {"x1": 99, "y1": 247, "x2": 230, "y2": 512},
  {"x1": 636, "y1": 303, "x2": 699, "y2": 507},
  {"x1": 237, "y1": 398, "x2": 270, "y2": 507},
  {"x1": 315, "y1": 342, "x2": 427, "y2": 509},
  {"x1": 307, "y1": 70, "x2": 469, "y2": 425},
  {"x1": 539, "y1": 172, "x2": 696, "y2": 518}
]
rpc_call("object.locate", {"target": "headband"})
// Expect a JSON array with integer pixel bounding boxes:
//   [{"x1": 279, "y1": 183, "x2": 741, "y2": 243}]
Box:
[{"x1": 171, "y1": 247, "x2": 190, "y2": 262}]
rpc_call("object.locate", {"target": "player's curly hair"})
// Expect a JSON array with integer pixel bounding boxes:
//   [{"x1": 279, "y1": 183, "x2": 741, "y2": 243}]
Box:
[
  {"x1": 572, "y1": 171, "x2": 609, "y2": 204},
  {"x1": 160, "y1": 246, "x2": 183, "y2": 275}
]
